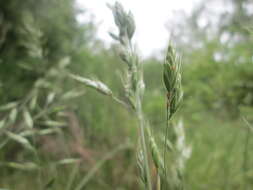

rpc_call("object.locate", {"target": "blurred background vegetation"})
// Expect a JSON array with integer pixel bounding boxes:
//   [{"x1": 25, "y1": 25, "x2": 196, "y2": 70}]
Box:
[{"x1": 0, "y1": 0, "x2": 253, "y2": 189}]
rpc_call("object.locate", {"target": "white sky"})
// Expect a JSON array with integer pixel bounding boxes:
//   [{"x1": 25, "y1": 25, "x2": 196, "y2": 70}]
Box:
[{"x1": 76, "y1": 0, "x2": 200, "y2": 57}]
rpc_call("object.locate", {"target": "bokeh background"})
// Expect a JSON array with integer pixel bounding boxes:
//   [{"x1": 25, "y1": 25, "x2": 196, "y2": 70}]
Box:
[{"x1": 0, "y1": 0, "x2": 253, "y2": 189}]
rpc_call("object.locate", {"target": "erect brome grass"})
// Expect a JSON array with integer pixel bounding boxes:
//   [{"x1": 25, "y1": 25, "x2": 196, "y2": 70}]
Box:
[
  {"x1": 108, "y1": 2, "x2": 152, "y2": 190},
  {"x1": 160, "y1": 44, "x2": 190, "y2": 190},
  {"x1": 143, "y1": 44, "x2": 190, "y2": 190},
  {"x1": 108, "y1": 3, "x2": 191, "y2": 190},
  {"x1": 69, "y1": 2, "x2": 190, "y2": 189}
]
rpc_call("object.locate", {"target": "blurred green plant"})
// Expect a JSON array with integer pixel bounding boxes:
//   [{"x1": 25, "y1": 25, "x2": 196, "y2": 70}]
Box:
[
  {"x1": 1, "y1": 0, "x2": 253, "y2": 189},
  {"x1": 70, "y1": 3, "x2": 191, "y2": 190}
]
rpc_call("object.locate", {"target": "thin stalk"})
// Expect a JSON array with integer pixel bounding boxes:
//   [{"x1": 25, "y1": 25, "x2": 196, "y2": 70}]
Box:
[
  {"x1": 66, "y1": 163, "x2": 80, "y2": 190},
  {"x1": 156, "y1": 174, "x2": 161, "y2": 190},
  {"x1": 108, "y1": 3, "x2": 152, "y2": 189},
  {"x1": 74, "y1": 142, "x2": 131, "y2": 190},
  {"x1": 112, "y1": 95, "x2": 131, "y2": 109},
  {"x1": 242, "y1": 117, "x2": 252, "y2": 190},
  {"x1": 162, "y1": 106, "x2": 169, "y2": 189},
  {"x1": 136, "y1": 97, "x2": 152, "y2": 190},
  {"x1": 129, "y1": 40, "x2": 152, "y2": 189},
  {"x1": 243, "y1": 127, "x2": 250, "y2": 190}
]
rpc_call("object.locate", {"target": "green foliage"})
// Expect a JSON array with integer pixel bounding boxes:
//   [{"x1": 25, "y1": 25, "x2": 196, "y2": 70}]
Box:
[
  {"x1": 167, "y1": 0, "x2": 253, "y2": 118},
  {"x1": 0, "y1": 0, "x2": 84, "y2": 103},
  {"x1": 1, "y1": 0, "x2": 253, "y2": 190}
]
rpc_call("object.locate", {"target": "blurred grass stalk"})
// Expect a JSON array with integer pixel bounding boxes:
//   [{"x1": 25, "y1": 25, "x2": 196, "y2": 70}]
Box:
[
  {"x1": 242, "y1": 117, "x2": 253, "y2": 190},
  {"x1": 108, "y1": 2, "x2": 152, "y2": 190}
]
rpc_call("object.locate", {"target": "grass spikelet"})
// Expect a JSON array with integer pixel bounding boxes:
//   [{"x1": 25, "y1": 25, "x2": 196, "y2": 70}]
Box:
[
  {"x1": 108, "y1": 2, "x2": 152, "y2": 189},
  {"x1": 69, "y1": 74, "x2": 113, "y2": 96},
  {"x1": 164, "y1": 44, "x2": 183, "y2": 119},
  {"x1": 160, "y1": 44, "x2": 190, "y2": 190}
]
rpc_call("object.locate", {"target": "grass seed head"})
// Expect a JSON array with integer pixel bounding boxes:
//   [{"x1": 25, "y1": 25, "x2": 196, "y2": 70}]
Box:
[
  {"x1": 163, "y1": 44, "x2": 183, "y2": 118},
  {"x1": 108, "y1": 2, "x2": 136, "y2": 45}
]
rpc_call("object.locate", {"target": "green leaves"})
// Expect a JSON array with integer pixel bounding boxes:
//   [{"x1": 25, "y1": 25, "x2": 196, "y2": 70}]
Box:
[
  {"x1": 0, "y1": 119, "x2": 6, "y2": 129},
  {"x1": 5, "y1": 131, "x2": 34, "y2": 151},
  {"x1": 0, "y1": 102, "x2": 18, "y2": 111},
  {"x1": 23, "y1": 109, "x2": 33, "y2": 128},
  {"x1": 9, "y1": 108, "x2": 17, "y2": 123},
  {"x1": 4, "y1": 162, "x2": 39, "y2": 171},
  {"x1": 56, "y1": 158, "x2": 80, "y2": 165}
]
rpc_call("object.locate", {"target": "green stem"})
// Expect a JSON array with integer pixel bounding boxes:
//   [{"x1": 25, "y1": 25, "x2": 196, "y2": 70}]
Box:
[
  {"x1": 128, "y1": 39, "x2": 152, "y2": 189},
  {"x1": 242, "y1": 118, "x2": 251, "y2": 190},
  {"x1": 136, "y1": 92, "x2": 152, "y2": 190},
  {"x1": 162, "y1": 107, "x2": 170, "y2": 189}
]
